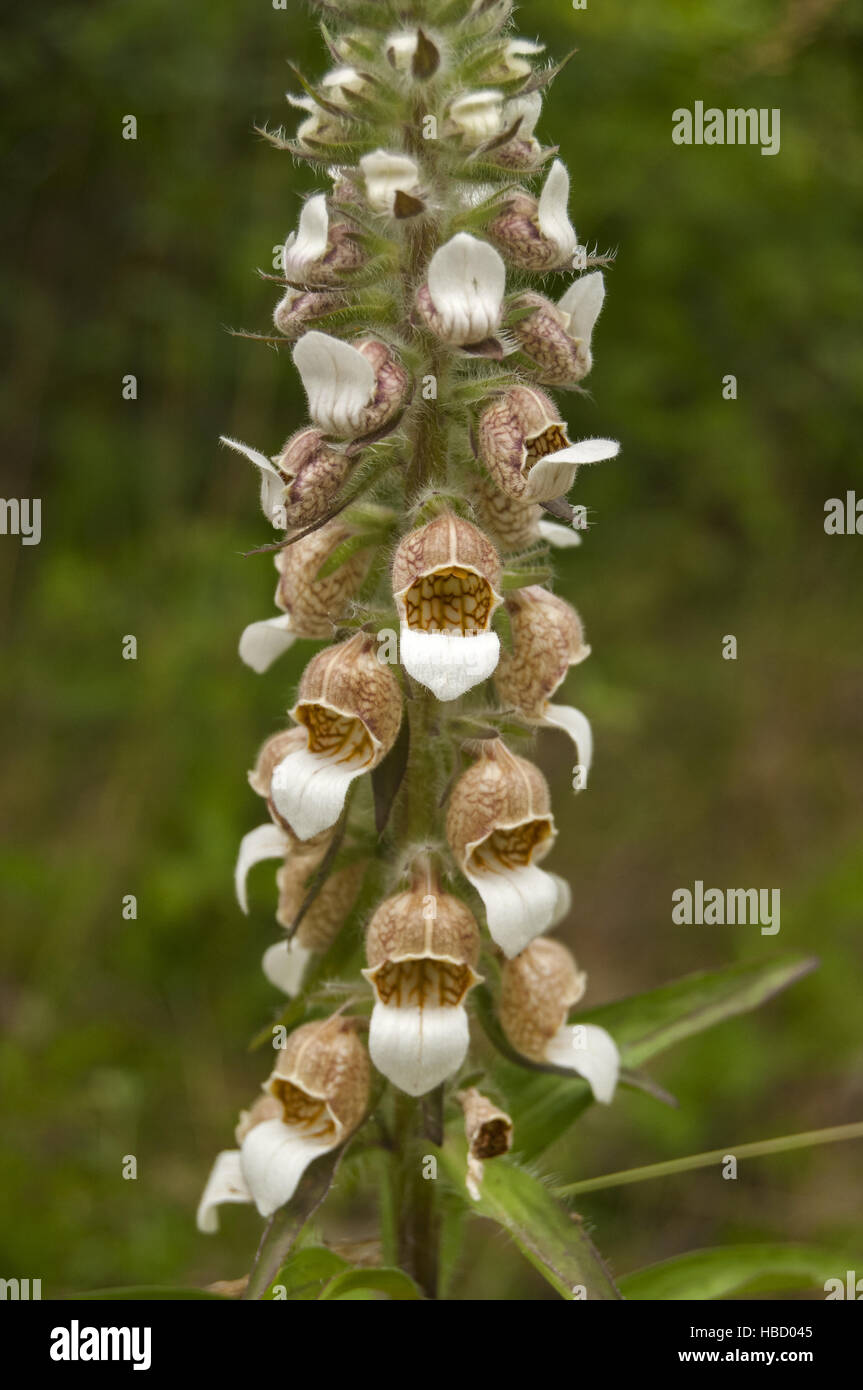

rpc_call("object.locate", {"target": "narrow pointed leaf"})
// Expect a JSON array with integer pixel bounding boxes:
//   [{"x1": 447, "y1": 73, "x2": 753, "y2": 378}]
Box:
[
  {"x1": 437, "y1": 1143, "x2": 622, "y2": 1300},
  {"x1": 620, "y1": 1244, "x2": 861, "y2": 1302}
]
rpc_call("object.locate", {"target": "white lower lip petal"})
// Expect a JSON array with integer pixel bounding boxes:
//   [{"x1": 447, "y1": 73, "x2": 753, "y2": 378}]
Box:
[{"x1": 399, "y1": 626, "x2": 501, "y2": 701}]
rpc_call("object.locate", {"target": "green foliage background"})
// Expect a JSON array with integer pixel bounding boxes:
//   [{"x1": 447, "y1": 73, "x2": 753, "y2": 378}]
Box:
[{"x1": 1, "y1": 0, "x2": 861, "y2": 1297}]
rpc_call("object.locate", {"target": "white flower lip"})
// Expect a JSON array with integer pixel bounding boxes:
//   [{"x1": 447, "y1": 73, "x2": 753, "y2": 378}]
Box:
[
  {"x1": 399, "y1": 626, "x2": 501, "y2": 702},
  {"x1": 238, "y1": 615, "x2": 296, "y2": 674},
  {"x1": 282, "y1": 194, "x2": 330, "y2": 278},
  {"x1": 541, "y1": 703, "x2": 593, "y2": 781},
  {"x1": 359, "y1": 149, "x2": 421, "y2": 213},
  {"x1": 537, "y1": 518, "x2": 583, "y2": 548},
  {"x1": 544, "y1": 1023, "x2": 620, "y2": 1104},
  {"x1": 524, "y1": 436, "x2": 620, "y2": 502},
  {"x1": 292, "y1": 331, "x2": 377, "y2": 438},
  {"x1": 239, "y1": 1116, "x2": 339, "y2": 1219},
  {"x1": 537, "y1": 159, "x2": 577, "y2": 262},
  {"x1": 234, "y1": 822, "x2": 290, "y2": 915},
  {"x1": 196, "y1": 1150, "x2": 251, "y2": 1233},
  {"x1": 449, "y1": 89, "x2": 505, "y2": 140},
  {"x1": 506, "y1": 91, "x2": 543, "y2": 141},
  {"x1": 558, "y1": 269, "x2": 606, "y2": 341},
  {"x1": 262, "y1": 938, "x2": 313, "y2": 998},
  {"x1": 219, "y1": 436, "x2": 286, "y2": 527},
  {"x1": 427, "y1": 233, "x2": 506, "y2": 345},
  {"x1": 464, "y1": 857, "x2": 561, "y2": 957},
  {"x1": 367, "y1": 999, "x2": 472, "y2": 1097},
  {"x1": 270, "y1": 702, "x2": 380, "y2": 841}
]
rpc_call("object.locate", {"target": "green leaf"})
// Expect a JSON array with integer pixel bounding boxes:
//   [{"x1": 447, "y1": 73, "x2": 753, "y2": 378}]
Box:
[
  {"x1": 492, "y1": 954, "x2": 817, "y2": 1159},
  {"x1": 620, "y1": 1244, "x2": 860, "y2": 1301},
  {"x1": 75, "y1": 1287, "x2": 227, "y2": 1300},
  {"x1": 266, "y1": 1246, "x2": 351, "y2": 1300},
  {"x1": 437, "y1": 1143, "x2": 622, "y2": 1300},
  {"x1": 319, "y1": 1267, "x2": 424, "y2": 1300}
]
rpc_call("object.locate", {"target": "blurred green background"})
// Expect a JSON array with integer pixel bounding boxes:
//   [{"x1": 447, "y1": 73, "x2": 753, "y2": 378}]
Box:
[{"x1": 2, "y1": 0, "x2": 861, "y2": 1298}]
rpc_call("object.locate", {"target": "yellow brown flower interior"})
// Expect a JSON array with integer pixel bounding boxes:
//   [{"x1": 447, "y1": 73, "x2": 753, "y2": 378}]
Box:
[
  {"x1": 295, "y1": 703, "x2": 374, "y2": 764},
  {"x1": 403, "y1": 566, "x2": 495, "y2": 634}
]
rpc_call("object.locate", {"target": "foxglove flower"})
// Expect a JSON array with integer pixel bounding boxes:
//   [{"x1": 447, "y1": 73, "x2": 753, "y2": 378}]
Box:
[
  {"x1": 511, "y1": 270, "x2": 607, "y2": 386},
  {"x1": 416, "y1": 234, "x2": 506, "y2": 347},
  {"x1": 238, "y1": 521, "x2": 371, "y2": 674},
  {"x1": 499, "y1": 939, "x2": 620, "y2": 1104},
  {"x1": 446, "y1": 739, "x2": 564, "y2": 957},
  {"x1": 392, "y1": 513, "x2": 503, "y2": 700},
  {"x1": 234, "y1": 820, "x2": 364, "y2": 995},
  {"x1": 363, "y1": 866, "x2": 482, "y2": 1096},
  {"x1": 220, "y1": 427, "x2": 349, "y2": 531},
  {"x1": 197, "y1": 1018, "x2": 369, "y2": 1230},
  {"x1": 494, "y1": 586, "x2": 593, "y2": 777},
  {"x1": 489, "y1": 160, "x2": 578, "y2": 271},
  {"x1": 264, "y1": 855, "x2": 366, "y2": 997},
  {"x1": 269, "y1": 633, "x2": 403, "y2": 841},
  {"x1": 479, "y1": 384, "x2": 620, "y2": 503},
  {"x1": 293, "y1": 331, "x2": 410, "y2": 439},
  {"x1": 359, "y1": 150, "x2": 422, "y2": 214},
  {"x1": 458, "y1": 1086, "x2": 513, "y2": 1200},
  {"x1": 471, "y1": 476, "x2": 583, "y2": 554},
  {"x1": 278, "y1": 194, "x2": 363, "y2": 287}
]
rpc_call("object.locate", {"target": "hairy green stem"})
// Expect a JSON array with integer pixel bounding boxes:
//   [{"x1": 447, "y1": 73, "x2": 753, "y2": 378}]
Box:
[{"x1": 556, "y1": 1121, "x2": 863, "y2": 1198}]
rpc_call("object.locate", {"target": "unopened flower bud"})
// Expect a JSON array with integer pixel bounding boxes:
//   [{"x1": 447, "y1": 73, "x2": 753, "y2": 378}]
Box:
[
  {"x1": 197, "y1": 1015, "x2": 370, "y2": 1230},
  {"x1": 499, "y1": 939, "x2": 619, "y2": 1104},
  {"x1": 363, "y1": 864, "x2": 482, "y2": 1095},
  {"x1": 479, "y1": 385, "x2": 620, "y2": 503},
  {"x1": 392, "y1": 513, "x2": 503, "y2": 700},
  {"x1": 271, "y1": 633, "x2": 403, "y2": 840},
  {"x1": 493, "y1": 586, "x2": 593, "y2": 777},
  {"x1": 511, "y1": 270, "x2": 607, "y2": 386},
  {"x1": 489, "y1": 160, "x2": 577, "y2": 271},
  {"x1": 446, "y1": 739, "x2": 568, "y2": 957},
  {"x1": 359, "y1": 150, "x2": 422, "y2": 214},
  {"x1": 273, "y1": 287, "x2": 342, "y2": 340},
  {"x1": 416, "y1": 233, "x2": 506, "y2": 347},
  {"x1": 293, "y1": 331, "x2": 410, "y2": 440},
  {"x1": 448, "y1": 90, "x2": 505, "y2": 143},
  {"x1": 385, "y1": 27, "x2": 441, "y2": 78}
]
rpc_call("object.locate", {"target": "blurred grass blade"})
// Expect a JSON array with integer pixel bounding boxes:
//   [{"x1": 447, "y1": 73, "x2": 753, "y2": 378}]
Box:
[
  {"x1": 437, "y1": 1143, "x2": 622, "y2": 1301},
  {"x1": 620, "y1": 1244, "x2": 862, "y2": 1301},
  {"x1": 557, "y1": 1120, "x2": 863, "y2": 1197},
  {"x1": 75, "y1": 1286, "x2": 227, "y2": 1300},
  {"x1": 491, "y1": 954, "x2": 817, "y2": 1158}
]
